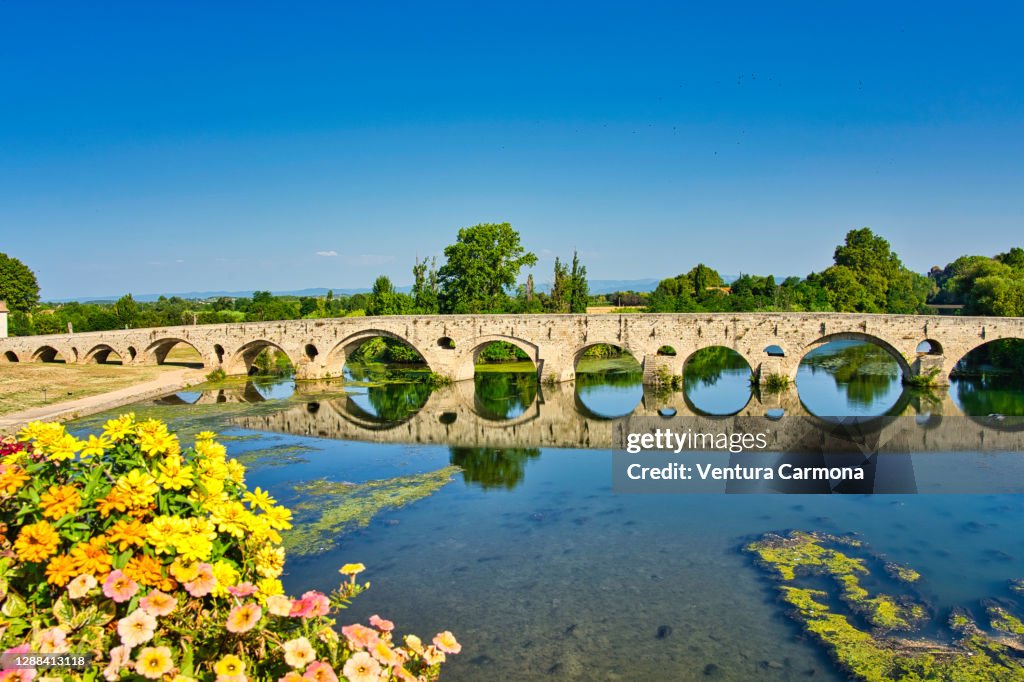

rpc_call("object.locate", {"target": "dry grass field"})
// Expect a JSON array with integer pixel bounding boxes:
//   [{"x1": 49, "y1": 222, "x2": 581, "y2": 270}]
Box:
[{"x1": 0, "y1": 342, "x2": 205, "y2": 416}]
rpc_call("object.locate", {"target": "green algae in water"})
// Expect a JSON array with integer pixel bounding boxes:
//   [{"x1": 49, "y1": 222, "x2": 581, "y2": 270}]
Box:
[
  {"x1": 234, "y1": 443, "x2": 318, "y2": 470},
  {"x1": 747, "y1": 531, "x2": 1024, "y2": 681},
  {"x1": 284, "y1": 466, "x2": 460, "y2": 556}
]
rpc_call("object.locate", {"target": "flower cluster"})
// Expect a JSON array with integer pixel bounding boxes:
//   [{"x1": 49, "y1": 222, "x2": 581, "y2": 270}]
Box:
[{"x1": 0, "y1": 418, "x2": 458, "y2": 681}]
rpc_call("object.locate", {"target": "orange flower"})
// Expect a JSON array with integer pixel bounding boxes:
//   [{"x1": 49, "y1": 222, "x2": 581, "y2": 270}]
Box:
[
  {"x1": 125, "y1": 554, "x2": 165, "y2": 588},
  {"x1": 70, "y1": 536, "x2": 113, "y2": 579},
  {"x1": 39, "y1": 484, "x2": 81, "y2": 520},
  {"x1": 96, "y1": 489, "x2": 130, "y2": 517},
  {"x1": 106, "y1": 518, "x2": 148, "y2": 551},
  {"x1": 14, "y1": 520, "x2": 61, "y2": 562},
  {"x1": 0, "y1": 464, "x2": 30, "y2": 495},
  {"x1": 45, "y1": 553, "x2": 78, "y2": 586}
]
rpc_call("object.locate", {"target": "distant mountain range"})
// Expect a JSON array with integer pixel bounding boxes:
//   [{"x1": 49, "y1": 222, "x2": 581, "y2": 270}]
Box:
[
  {"x1": 52, "y1": 279, "x2": 672, "y2": 303},
  {"x1": 50, "y1": 275, "x2": 795, "y2": 304}
]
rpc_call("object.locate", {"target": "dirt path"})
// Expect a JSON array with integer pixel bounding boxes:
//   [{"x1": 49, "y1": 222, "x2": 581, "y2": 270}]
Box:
[{"x1": 0, "y1": 367, "x2": 206, "y2": 435}]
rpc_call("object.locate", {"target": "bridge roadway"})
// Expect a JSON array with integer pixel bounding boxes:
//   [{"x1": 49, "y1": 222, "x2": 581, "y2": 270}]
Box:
[{"x1": 2, "y1": 313, "x2": 1024, "y2": 386}]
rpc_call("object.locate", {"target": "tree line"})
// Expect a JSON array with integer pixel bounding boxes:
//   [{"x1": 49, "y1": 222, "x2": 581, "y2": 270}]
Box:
[{"x1": 2, "y1": 224, "x2": 1023, "y2": 338}]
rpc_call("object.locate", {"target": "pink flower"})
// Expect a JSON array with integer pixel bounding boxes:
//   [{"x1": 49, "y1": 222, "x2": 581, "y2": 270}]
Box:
[
  {"x1": 266, "y1": 594, "x2": 293, "y2": 617},
  {"x1": 139, "y1": 590, "x2": 177, "y2": 617},
  {"x1": 369, "y1": 614, "x2": 394, "y2": 632},
  {"x1": 302, "y1": 591, "x2": 330, "y2": 617},
  {"x1": 103, "y1": 570, "x2": 139, "y2": 603},
  {"x1": 341, "y1": 653, "x2": 378, "y2": 682},
  {"x1": 289, "y1": 591, "x2": 329, "y2": 618},
  {"x1": 225, "y1": 602, "x2": 262, "y2": 634},
  {"x1": 303, "y1": 661, "x2": 339, "y2": 682},
  {"x1": 184, "y1": 563, "x2": 216, "y2": 598},
  {"x1": 227, "y1": 582, "x2": 257, "y2": 597},
  {"x1": 340, "y1": 623, "x2": 379, "y2": 651},
  {"x1": 1, "y1": 645, "x2": 34, "y2": 682},
  {"x1": 432, "y1": 630, "x2": 462, "y2": 654}
]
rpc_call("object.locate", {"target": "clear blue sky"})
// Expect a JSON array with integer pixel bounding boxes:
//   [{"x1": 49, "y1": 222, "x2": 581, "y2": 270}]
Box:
[{"x1": 2, "y1": 2, "x2": 1023, "y2": 300}]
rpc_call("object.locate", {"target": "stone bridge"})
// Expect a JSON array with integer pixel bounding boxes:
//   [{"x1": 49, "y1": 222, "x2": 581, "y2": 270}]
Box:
[{"x1": 2, "y1": 313, "x2": 1023, "y2": 386}]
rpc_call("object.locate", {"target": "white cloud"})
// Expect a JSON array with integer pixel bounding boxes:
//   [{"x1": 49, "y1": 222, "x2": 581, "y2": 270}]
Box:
[{"x1": 315, "y1": 250, "x2": 339, "y2": 257}]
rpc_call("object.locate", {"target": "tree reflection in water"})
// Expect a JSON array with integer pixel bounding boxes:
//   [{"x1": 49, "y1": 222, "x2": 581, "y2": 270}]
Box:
[
  {"x1": 449, "y1": 447, "x2": 541, "y2": 489},
  {"x1": 473, "y1": 372, "x2": 538, "y2": 420},
  {"x1": 800, "y1": 341, "x2": 900, "y2": 408}
]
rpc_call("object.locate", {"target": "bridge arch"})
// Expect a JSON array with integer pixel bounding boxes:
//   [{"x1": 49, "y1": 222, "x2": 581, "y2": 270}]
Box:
[
  {"x1": 224, "y1": 340, "x2": 297, "y2": 376},
  {"x1": 84, "y1": 343, "x2": 124, "y2": 365},
  {"x1": 798, "y1": 332, "x2": 913, "y2": 380},
  {"x1": 32, "y1": 345, "x2": 66, "y2": 363},
  {"x1": 948, "y1": 336, "x2": 1024, "y2": 383},
  {"x1": 2, "y1": 350, "x2": 20, "y2": 363},
  {"x1": 143, "y1": 338, "x2": 206, "y2": 367},
  {"x1": 463, "y1": 335, "x2": 540, "y2": 378},
  {"x1": 325, "y1": 329, "x2": 431, "y2": 373}
]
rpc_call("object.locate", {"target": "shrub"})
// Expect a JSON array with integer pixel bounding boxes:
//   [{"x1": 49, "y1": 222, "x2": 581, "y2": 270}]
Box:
[
  {"x1": 0, "y1": 417, "x2": 458, "y2": 680},
  {"x1": 204, "y1": 368, "x2": 227, "y2": 382},
  {"x1": 762, "y1": 373, "x2": 791, "y2": 392}
]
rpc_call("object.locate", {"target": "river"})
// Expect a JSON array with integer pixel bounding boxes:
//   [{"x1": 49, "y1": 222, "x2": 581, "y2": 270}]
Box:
[{"x1": 66, "y1": 341, "x2": 1024, "y2": 681}]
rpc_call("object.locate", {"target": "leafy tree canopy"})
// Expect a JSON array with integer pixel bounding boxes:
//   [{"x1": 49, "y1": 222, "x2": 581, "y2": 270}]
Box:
[
  {"x1": 0, "y1": 253, "x2": 40, "y2": 312},
  {"x1": 438, "y1": 223, "x2": 537, "y2": 314}
]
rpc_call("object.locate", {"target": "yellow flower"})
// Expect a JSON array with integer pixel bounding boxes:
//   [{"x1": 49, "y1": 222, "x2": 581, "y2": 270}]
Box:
[
  {"x1": 115, "y1": 469, "x2": 160, "y2": 508},
  {"x1": 258, "y1": 578, "x2": 285, "y2": 599},
  {"x1": 226, "y1": 459, "x2": 245, "y2": 484},
  {"x1": 107, "y1": 518, "x2": 149, "y2": 551},
  {"x1": 254, "y1": 545, "x2": 285, "y2": 579},
  {"x1": 213, "y1": 654, "x2": 244, "y2": 678},
  {"x1": 175, "y1": 532, "x2": 213, "y2": 563},
  {"x1": 195, "y1": 430, "x2": 217, "y2": 442},
  {"x1": 170, "y1": 558, "x2": 200, "y2": 583},
  {"x1": 135, "y1": 419, "x2": 179, "y2": 457},
  {"x1": 262, "y1": 505, "x2": 293, "y2": 531},
  {"x1": 156, "y1": 454, "x2": 194, "y2": 490},
  {"x1": 135, "y1": 646, "x2": 173, "y2": 679},
  {"x1": 210, "y1": 501, "x2": 249, "y2": 538},
  {"x1": 148, "y1": 515, "x2": 191, "y2": 555},
  {"x1": 210, "y1": 560, "x2": 238, "y2": 597},
  {"x1": 195, "y1": 439, "x2": 227, "y2": 461},
  {"x1": 47, "y1": 433, "x2": 83, "y2": 462},
  {"x1": 102, "y1": 413, "x2": 136, "y2": 441},
  {"x1": 45, "y1": 554, "x2": 78, "y2": 586},
  {"x1": 80, "y1": 433, "x2": 113, "y2": 458},
  {"x1": 39, "y1": 484, "x2": 81, "y2": 520},
  {"x1": 243, "y1": 486, "x2": 276, "y2": 511},
  {"x1": 14, "y1": 520, "x2": 61, "y2": 562},
  {"x1": 340, "y1": 562, "x2": 366, "y2": 577}
]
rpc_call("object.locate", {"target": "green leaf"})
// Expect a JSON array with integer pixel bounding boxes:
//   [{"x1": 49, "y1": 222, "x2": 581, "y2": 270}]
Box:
[{"x1": 2, "y1": 592, "x2": 27, "y2": 618}]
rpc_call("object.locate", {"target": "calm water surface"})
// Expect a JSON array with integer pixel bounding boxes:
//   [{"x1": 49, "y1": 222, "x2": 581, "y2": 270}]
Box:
[{"x1": 68, "y1": 344, "x2": 1024, "y2": 681}]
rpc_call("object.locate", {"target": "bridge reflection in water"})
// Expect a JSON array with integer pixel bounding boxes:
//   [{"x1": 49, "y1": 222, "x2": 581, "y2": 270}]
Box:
[{"x1": 221, "y1": 379, "x2": 1024, "y2": 454}]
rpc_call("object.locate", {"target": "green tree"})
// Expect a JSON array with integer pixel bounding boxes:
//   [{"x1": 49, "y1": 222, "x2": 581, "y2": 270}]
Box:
[
  {"x1": 411, "y1": 257, "x2": 440, "y2": 314},
  {"x1": 366, "y1": 275, "x2": 412, "y2": 316},
  {"x1": 996, "y1": 247, "x2": 1024, "y2": 270},
  {"x1": 438, "y1": 223, "x2": 537, "y2": 313},
  {"x1": 548, "y1": 257, "x2": 570, "y2": 313},
  {"x1": 819, "y1": 228, "x2": 931, "y2": 313},
  {"x1": 113, "y1": 294, "x2": 139, "y2": 328},
  {"x1": 568, "y1": 251, "x2": 589, "y2": 313},
  {"x1": 0, "y1": 253, "x2": 40, "y2": 312}
]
